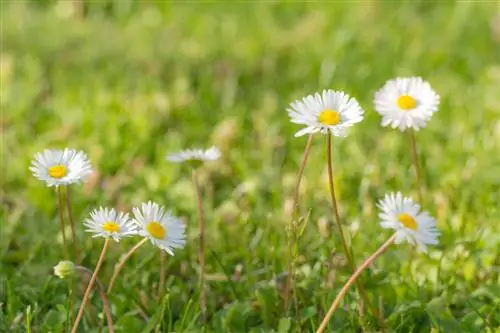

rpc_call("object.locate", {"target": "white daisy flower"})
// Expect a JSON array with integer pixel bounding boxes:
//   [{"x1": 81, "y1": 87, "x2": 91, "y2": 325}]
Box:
[
  {"x1": 30, "y1": 148, "x2": 93, "y2": 187},
  {"x1": 377, "y1": 192, "x2": 440, "y2": 253},
  {"x1": 373, "y1": 77, "x2": 440, "y2": 131},
  {"x1": 166, "y1": 146, "x2": 221, "y2": 164},
  {"x1": 287, "y1": 89, "x2": 364, "y2": 137},
  {"x1": 84, "y1": 207, "x2": 137, "y2": 242},
  {"x1": 132, "y1": 201, "x2": 186, "y2": 255}
]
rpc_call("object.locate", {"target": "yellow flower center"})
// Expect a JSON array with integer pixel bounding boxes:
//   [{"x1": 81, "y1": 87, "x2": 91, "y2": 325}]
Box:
[
  {"x1": 102, "y1": 222, "x2": 121, "y2": 233},
  {"x1": 318, "y1": 109, "x2": 341, "y2": 125},
  {"x1": 48, "y1": 165, "x2": 67, "y2": 179},
  {"x1": 398, "y1": 213, "x2": 418, "y2": 230},
  {"x1": 147, "y1": 222, "x2": 166, "y2": 239},
  {"x1": 397, "y1": 95, "x2": 417, "y2": 110}
]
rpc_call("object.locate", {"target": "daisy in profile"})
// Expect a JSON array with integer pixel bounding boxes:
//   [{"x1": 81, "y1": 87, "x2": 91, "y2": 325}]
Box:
[
  {"x1": 30, "y1": 148, "x2": 93, "y2": 187},
  {"x1": 287, "y1": 89, "x2": 364, "y2": 137},
  {"x1": 166, "y1": 146, "x2": 221, "y2": 164},
  {"x1": 373, "y1": 77, "x2": 439, "y2": 131},
  {"x1": 377, "y1": 192, "x2": 439, "y2": 253},
  {"x1": 84, "y1": 207, "x2": 137, "y2": 242},
  {"x1": 132, "y1": 201, "x2": 186, "y2": 255}
]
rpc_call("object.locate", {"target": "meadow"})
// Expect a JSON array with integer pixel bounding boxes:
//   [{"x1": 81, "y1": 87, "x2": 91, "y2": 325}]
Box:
[{"x1": 1, "y1": 1, "x2": 499, "y2": 332}]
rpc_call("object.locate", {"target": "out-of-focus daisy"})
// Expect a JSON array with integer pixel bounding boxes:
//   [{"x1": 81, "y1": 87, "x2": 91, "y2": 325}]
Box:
[
  {"x1": 132, "y1": 201, "x2": 186, "y2": 255},
  {"x1": 373, "y1": 77, "x2": 439, "y2": 131},
  {"x1": 377, "y1": 192, "x2": 439, "y2": 253},
  {"x1": 84, "y1": 207, "x2": 137, "y2": 242},
  {"x1": 30, "y1": 148, "x2": 93, "y2": 187},
  {"x1": 166, "y1": 146, "x2": 221, "y2": 164},
  {"x1": 287, "y1": 89, "x2": 364, "y2": 137}
]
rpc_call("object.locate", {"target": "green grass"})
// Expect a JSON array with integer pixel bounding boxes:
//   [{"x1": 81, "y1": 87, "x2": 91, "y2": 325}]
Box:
[{"x1": 1, "y1": 1, "x2": 499, "y2": 332}]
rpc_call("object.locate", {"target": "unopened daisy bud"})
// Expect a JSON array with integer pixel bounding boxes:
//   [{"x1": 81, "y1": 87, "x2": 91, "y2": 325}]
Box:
[
  {"x1": 287, "y1": 89, "x2": 364, "y2": 137},
  {"x1": 374, "y1": 77, "x2": 439, "y2": 131},
  {"x1": 54, "y1": 260, "x2": 75, "y2": 279},
  {"x1": 30, "y1": 148, "x2": 93, "y2": 187},
  {"x1": 166, "y1": 146, "x2": 221, "y2": 168}
]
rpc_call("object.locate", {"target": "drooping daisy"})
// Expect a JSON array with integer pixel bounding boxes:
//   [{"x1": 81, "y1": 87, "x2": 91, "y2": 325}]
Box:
[
  {"x1": 287, "y1": 89, "x2": 364, "y2": 137},
  {"x1": 132, "y1": 201, "x2": 186, "y2": 255},
  {"x1": 377, "y1": 192, "x2": 440, "y2": 253},
  {"x1": 84, "y1": 207, "x2": 137, "y2": 242},
  {"x1": 166, "y1": 146, "x2": 221, "y2": 164},
  {"x1": 373, "y1": 77, "x2": 440, "y2": 131},
  {"x1": 30, "y1": 148, "x2": 93, "y2": 187}
]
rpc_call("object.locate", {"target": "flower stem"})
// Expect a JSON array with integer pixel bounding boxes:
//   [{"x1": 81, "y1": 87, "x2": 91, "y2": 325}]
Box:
[
  {"x1": 325, "y1": 133, "x2": 384, "y2": 328},
  {"x1": 159, "y1": 251, "x2": 166, "y2": 298},
  {"x1": 284, "y1": 134, "x2": 313, "y2": 314},
  {"x1": 192, "y1": 169, "x2": 206, "y2": 321},
  {"x1": 65, "y1": 186, "x2": 81, "y2": 264},
  {"x1": 97, "y1": 238, "x2": 148, "y2": 333},
  {"x1": 76, "y1": 266, "x2": 115, "y2": 333},
  {"x1": 71, "y1": 238, "x2": 110, "y2": 333},
  {"x1": 57, "y1": 186, "x2": 69, "y2": 260},
  {"x1": 107, "y1": 238, "x2": 148, "y2": 293},
  {"x1": 408, "y1": 129, "x2": 423, "y2": 205},
  {"x1": 316, "y1": 233, "x2": 397, "y2": 333}
]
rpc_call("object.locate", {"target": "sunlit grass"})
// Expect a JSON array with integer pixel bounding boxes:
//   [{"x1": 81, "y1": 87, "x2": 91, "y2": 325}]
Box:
[{"x1": 1, "y1": 1, "x2": 499, "y2": 332}]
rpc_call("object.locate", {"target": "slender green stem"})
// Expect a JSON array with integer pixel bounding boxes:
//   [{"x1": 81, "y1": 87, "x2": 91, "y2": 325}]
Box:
[
  {"x1": 107, "y1": 238, "x2": 148, "y2": 294},
  {"x1": 284, "y1": 134, "x2": 314, "y2": 314},
  {"x1": 408, "y1": 129, "x2": 423, "y2": 205},
  {"x1": 325, "y1": 133, "x2": 385, "y2": 328},
  {"x1": 98, "y1": 238, "x2": 148, "y2": 333},
  {"x1": 76, "y1": 266, "x2": 115, "y2": 333},
  {"x1": 159, "y1": 251, "x2": 166, "y2": 298},
  {"x1": 316, "y1": 234, "x2": 397, "y2": 333},
  {"x1": 65, "y1": 186, "x2": 81, "y2": 264},
  {"x1": 57, "y1": 186, "x2": 69, "y2": 259},
  {"x1": 71, "y1": 238, "x2": 110, "y2": 333},
  {"x1": 192, "y1": 169, "x2": 206, "y2": 321}
]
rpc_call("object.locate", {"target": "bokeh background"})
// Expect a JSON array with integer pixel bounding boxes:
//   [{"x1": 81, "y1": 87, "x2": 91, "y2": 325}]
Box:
[{"x1": 1, "y1": 1, "x2": 499, "y2": 332}]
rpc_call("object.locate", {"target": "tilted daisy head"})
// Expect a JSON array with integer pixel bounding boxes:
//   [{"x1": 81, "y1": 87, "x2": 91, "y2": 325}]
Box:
[
  {"x1": 84, "y1": 207, "x2": 137, "y2": 242},
  {"x1": 166, "y1": 146, "x2": 221, "y2": 167},
  {"x1": 377, "y1": 192, "x2": 440, "y2": 253},
  {"x1": 287, "y1": 89, "x2": 364, "y2": 137},
  {"x1": 132, "y1": 201, "x2": 186, "y2": 255},
  {"x1": 373, "y1": 77, "x2": 439, "y2": 131},
  {"x1": 30, "y1": 148, "x2": 93, "y2": 187}
]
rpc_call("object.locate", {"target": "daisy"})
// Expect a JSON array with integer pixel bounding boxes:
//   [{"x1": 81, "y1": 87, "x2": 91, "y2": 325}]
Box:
[
  {"x1": 84, "y1": 207, "x2": 137, "y2": 242},
  {"x1": 373, "y1": 77, "x2": 440, "y2": 131},
  {"x1": 30, "y1": 148, "x2": 93, "y2": 187},
  {"x1": 287, "y1": 89, "x2": 364, "y2": 137},
  {"x1": 166, "y1": 146, "x2": 221, "y2": 164},
  {"x1": 377, "y1": 192, "x2": 440, "y2": 253},
  {"x1": 132, "y1": 201, "x2": 186, "y2": 255}
]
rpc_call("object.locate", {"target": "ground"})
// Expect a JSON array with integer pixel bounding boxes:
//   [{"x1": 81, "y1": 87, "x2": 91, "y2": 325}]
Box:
[{"x1": 1, "y1": 1, "x2": 499, "y2": 332}]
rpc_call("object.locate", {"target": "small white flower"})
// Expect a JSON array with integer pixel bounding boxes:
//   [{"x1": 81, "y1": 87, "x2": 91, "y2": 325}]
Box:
[
  {"x1": 84, "y1": 207, "x2": 137, "y2": 242},
  {"x1": 166, "y1": 146, "x2": 221, "y2": 164},
  {"x1": 377, "y1": 192, "x2": 440, "y2": 253},
  {"x1": 287, "y1": 89, "x2": 364, "y2": 137},
  {"x1": 373, "y1": 77, "x2": 439, "y2": 131},
  {"x1": 132, "y1": 201, "x2": 186, "y2": 255},
  {"x1": 30, "y1": 148, "x2": 93, "y2": 187}
]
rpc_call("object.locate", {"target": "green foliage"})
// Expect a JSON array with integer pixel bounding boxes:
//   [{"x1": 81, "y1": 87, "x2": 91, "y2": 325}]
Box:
[{"x1": 1, "y1": 0, "x2": 499, "y2": 332}]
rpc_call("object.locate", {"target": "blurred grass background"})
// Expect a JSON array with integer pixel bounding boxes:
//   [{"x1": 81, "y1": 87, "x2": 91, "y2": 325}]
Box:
[{"x1": 1, "y1": 0, "x2": 499, "y2": 332}]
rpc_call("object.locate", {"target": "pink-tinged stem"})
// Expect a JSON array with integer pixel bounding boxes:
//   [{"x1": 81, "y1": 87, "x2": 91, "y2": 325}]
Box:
[{"x1": 316, "y1": 233, "x2": 397, "y2": 333}]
